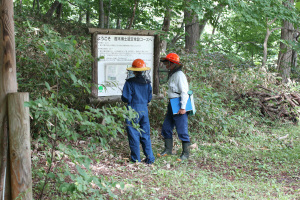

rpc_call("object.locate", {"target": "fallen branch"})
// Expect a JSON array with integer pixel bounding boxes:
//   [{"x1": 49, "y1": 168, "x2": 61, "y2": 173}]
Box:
[{"x1": 242, "y1": 85, "x2": 300, "y2": 123}]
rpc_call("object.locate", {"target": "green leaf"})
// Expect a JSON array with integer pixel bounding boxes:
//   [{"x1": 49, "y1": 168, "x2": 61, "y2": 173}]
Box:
[
  {"x1": 70, "y1": 73, "x2": 77, "y2": 83},
  {"x1": 45, "y1": 82, "x2": 51, "y2": 90}
]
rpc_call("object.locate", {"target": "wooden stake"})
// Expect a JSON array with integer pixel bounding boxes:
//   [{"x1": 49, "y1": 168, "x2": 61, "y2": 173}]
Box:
[
  {"x1": 0, "y1": 0, "x2": 18, "y2": 199},
  {"x1": 8, "y1": 93, "x2": 32, "y2": 200}
]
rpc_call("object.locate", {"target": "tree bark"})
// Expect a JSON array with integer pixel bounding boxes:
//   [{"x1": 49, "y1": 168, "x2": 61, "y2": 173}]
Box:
[
  {"x1": 184, "y1": 4, "x2": 200, "y2": 53},
  {"x1": 291, "y1": 30, "x2": 298, "y2": 70},
  {"x1": 79, "y1": 8, "x2": 82, "y2": 23},
  {"x1": 262, "y1": 18, "x2": 280, "y2": 67},
  {"x1": 160, "y1": 8, "x2": 171, "y2": 55},
  {"x1": 86, "y1": 7, "x2": 90, "y2": 26},
  {"x1": 0, "y1": 0, "x2": 18, "y2": 199},
  {"x1": 116, "y1": 18, "x2": 121, "y2": 29},
  {"x1": 45, "y1": 1, "x2": 60, "y2": 18},
  {"x1": 106, "y1": 0, "x2": 111, "y2": 28},
  {"x1": 277, "y1": 0, "x2": 294, "y2": 83},
  {"x1": 127, "y1": 0, "x2": 139, "y2": 29},
  {"x1": 99, "y1": 0, "x2": 104, "y2": 28},
  {"x1": 33, "y1": 0, "x2": 40, "y2": 13},
  {"x1": 56, "y1": 3, "x2": 62, "y2": 19}
]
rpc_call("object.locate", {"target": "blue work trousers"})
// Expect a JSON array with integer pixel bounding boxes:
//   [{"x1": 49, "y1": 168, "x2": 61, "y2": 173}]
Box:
[
  {"x1": 161, "y1": 103, "x2": 190, "y2": 142},
  {"x1": 126, "y1": 110, "x2": 155, "y2": 164}
]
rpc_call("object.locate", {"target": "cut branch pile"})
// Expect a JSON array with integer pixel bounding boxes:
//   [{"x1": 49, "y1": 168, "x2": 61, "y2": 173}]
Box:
[{"x1": 243, "y1": 85, "x2": 300, "y2": 123}]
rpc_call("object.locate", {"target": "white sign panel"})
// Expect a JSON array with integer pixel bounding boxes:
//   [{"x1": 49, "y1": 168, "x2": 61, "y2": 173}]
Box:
[{"x1": 97, "y1": 34, "x2": 154, "y2": 96}]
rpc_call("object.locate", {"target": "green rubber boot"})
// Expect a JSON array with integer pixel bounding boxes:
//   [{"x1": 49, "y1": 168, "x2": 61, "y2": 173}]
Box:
[
  {"x1": 177, "y1": 142, "x2": 190, "y2": 161},
  {"x1": 157, "y1": 138, "x2": 173, "y2": 157}
]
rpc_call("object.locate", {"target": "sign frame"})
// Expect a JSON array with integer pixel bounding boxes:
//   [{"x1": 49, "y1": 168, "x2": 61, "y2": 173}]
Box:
[{"x1": 89, "y1": 28, "x2": 160, "y2": 103}]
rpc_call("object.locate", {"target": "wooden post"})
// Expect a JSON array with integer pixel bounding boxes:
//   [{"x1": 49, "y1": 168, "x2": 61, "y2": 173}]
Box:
[
  {"x1": 8, "y1": 93, "x2": 32, "y2": 200},
  {"x1": 0, "y1": 0, "x2": 18, "y2": 199}
]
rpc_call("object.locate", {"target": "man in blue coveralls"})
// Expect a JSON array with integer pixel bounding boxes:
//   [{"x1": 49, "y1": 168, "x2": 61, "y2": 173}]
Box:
[
  {"x1": 121, "y1": 59, "x2": 155, "y2": 164},
  {"x1": 157, "y1": 53, "x2": 190, "y2": 161}
]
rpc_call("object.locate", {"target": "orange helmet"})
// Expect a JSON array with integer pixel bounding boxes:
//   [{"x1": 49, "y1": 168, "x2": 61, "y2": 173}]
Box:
[
  {"x1": 160, "y1": 53, "x2": 182, "y2": 65},
  {"x1": 127, "y1": 59, "x2": 151, "y2": 71}
]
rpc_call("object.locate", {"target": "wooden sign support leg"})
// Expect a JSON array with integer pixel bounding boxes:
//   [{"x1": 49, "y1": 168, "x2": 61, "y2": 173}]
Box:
[{"x1": 8, "y1": 93, "x2": 32, "y2": 200}]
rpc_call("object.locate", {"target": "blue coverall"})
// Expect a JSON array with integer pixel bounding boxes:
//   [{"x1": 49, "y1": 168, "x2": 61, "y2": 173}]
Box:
[{"x1": 121, "y1": 75, "x2": 155, "y2": 164}]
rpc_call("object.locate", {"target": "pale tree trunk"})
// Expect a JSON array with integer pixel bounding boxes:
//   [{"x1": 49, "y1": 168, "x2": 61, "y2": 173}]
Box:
[
  {"x1": 291, "y1": 30, "x2": 298, "y2": 70},
  {"x1": 262, "y1": 18, "x2": 280, "y2": 67},
  {"x1": 99, "y1": 0, "x2": 104, "y2": 28},
  {"x1": 160, "y1": 8, "x2": 171, "y2": 55},
  {"x1": 277, "y1": 0, "x2": 294, "y2": 83},
  {"x1": 0, "y1": 0, "x2": 18, "y2": 199},
  {"x1": 127, "y1": 0, "x2": 139, "y2": 29},
  {"x1": 184, "y1": 5, "x2": 200, "y2": 53}
]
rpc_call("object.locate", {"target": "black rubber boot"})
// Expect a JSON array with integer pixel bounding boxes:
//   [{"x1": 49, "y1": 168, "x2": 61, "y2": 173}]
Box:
[
  {"x1": 157, "y1": 138, "x2": 173, "y2": 157},
  {"x1": 177, "y1": 142, "x2": 190, "y2": 161}
]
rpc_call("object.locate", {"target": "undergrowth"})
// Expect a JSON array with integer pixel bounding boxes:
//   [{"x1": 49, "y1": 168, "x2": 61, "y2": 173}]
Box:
[{"x1": 14, "y1": 13, "x2": 300, "y2": 199}]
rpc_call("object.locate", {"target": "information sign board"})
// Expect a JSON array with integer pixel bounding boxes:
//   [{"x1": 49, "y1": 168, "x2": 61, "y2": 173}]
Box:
[{"x1": 97, "y1": 34, "x2": 154, "y2": 96}]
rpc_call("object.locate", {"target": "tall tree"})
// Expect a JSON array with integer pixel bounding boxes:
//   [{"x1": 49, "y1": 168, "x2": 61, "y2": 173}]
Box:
[
  {"x1": 99, "y1": 0, "x2": 104, "y2": 28},
  {"x1": 32, "y1": 0, "x2": 40, "y2": 13},
  {"x1": 160, "y1": 7, "x2": 171, "y2": 54},
  {"x1": 278, "y1": 0, "x2": 295, "y2": 83},
  {"x1": 45, "y1": 0, "x2": 60, "y2": 18},
  {"x1": 127, "y1": 0, "x2": 139, "y2": 29},
  {"x1": 262, "y1": 18, "x2": 281, "y2": 67},
  {"x1": 184, "y1": 0, "x2": 200, "y2": 52}
]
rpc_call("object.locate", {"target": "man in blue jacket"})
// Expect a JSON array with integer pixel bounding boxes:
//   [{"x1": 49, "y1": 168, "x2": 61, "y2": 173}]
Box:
[{"x1": 121, "y1": 59, "x2": 155, "y2": 164}]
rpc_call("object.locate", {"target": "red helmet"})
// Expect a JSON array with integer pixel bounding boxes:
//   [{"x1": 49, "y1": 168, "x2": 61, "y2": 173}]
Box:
[
  {"x1": 127, "y1": 59, "x2": 151, "y2": 71},
  {"x1": 160, "y1": 53, "x2": 182, "y2": 65}
]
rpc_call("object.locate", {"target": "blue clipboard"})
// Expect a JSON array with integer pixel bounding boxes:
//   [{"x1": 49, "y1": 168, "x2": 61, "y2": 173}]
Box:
[{"x1": 170, "y1": 97, "x2": 193, "y2": 115}]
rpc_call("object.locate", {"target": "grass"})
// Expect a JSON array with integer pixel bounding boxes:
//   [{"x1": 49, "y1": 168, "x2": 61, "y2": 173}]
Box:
[
  {"x1": 99, "y1": 122, "x2": 300, "y2": 200},
  {"x1": 15, "y1": 11, "x2": 299, "y2": 200},
  {"x1": 30, "y1": 102, "x2": 300, "y2": 199}
]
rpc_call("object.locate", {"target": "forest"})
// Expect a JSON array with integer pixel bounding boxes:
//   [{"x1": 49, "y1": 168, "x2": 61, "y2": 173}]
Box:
[{"x1": 0, "y1": 0, "x2": 300, "y2": 199}]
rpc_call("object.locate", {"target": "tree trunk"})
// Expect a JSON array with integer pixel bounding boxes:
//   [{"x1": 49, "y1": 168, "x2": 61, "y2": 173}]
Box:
[
  {"x1": 277, "y1": 0, "x2": 294, "y2": 83},
  {"x1": 262, "y1": 28, "x2": 271, "y2": 67},
  {"x1": 79, "y1": 8, "x2": 82, "y2": 23},
  {"x1": 86, "y1": 7, "x2": 90, "y2": 26},
  {"x1": 32, "y1": 0, "x2": 40, "y2": 13},
  {"x1": 262, "y1": 18, "x2": 278, "y2": 67},
  {"x1": 56, "y1": 3, "x2": 62, "y2": 19},
  {"x1": 199, "y1": 19, "x2": 207, "y2": 37},
  {"x1": 0, "y1": 0, "x2": 18, "y2": 199},
  {"x1": 45, "y1": 1, "x2": 60, "y2": 18},
  {"x1": 99, "y1": 0, "x2": 104, "y2": 28},
  {"x1": 106, "y1": 0, "x2": 111, "y2": 28},
  {"x1": 127, "y1": 0, "x2": 139, "y2": 29},
  {"x1": 184, "y1": 7, "x2": 200, "y2": 52},
  {"x1": 116, "y1": 18, "x2": 121, "y2": 29},
  {"x1": 160, "y1": 8, "x2": 171, "y2": 55},
  {"x1": 19, "y1": 0, "x2": 22, "y2": 12},
  {"x1": 291, "y1": 30, "x2": 299, "y2": 70}
]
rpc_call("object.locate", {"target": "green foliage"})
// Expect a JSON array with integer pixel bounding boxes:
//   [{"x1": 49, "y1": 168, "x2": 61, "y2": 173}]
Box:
[
  {"x1": 181, "y1": 52, "x2": 281, "y2": 141},
  {"x1": 15, "y1": 16, "x2": 140, "y2": 199},
  {"x1": 13, "y1": 1, "x2": 300, "y2": 199}
]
